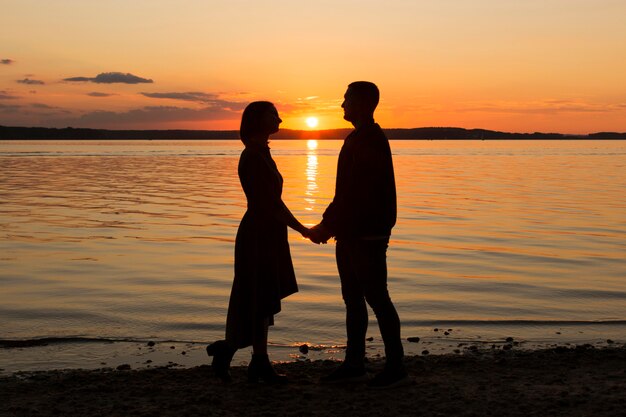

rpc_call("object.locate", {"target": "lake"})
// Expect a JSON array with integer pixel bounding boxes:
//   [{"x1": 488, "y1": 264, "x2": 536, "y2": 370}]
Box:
[{"x1": 1, "y1": 139, "x2": 625, "y2": 371}]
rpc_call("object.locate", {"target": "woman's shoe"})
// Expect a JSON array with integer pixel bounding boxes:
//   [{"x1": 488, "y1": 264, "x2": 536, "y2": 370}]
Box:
[
  {"x1": 247, "y1": 353, "x2": 288, "y2": 384},
  {"x1": 206, "y1": 340, "x2": 235, "y2": 382}
]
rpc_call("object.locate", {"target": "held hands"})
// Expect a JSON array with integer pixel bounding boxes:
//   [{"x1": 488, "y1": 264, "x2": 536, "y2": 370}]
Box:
[
  {"x1": 298, "y1": 222, "x2": 332, "y2": 244},
  {"x1": 308, "y1": 223, "x2": 332, "y2": 245}
]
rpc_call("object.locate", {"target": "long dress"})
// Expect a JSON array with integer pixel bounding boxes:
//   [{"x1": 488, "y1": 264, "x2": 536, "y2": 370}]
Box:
[{"x1": 225, "y1": 142, "x2": 299, "y2": 349}]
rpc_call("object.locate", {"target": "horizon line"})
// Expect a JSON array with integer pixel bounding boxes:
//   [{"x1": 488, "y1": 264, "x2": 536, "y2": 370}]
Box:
[{"x1": 2, "y1": 125, "x2": 625, "y2": 136}]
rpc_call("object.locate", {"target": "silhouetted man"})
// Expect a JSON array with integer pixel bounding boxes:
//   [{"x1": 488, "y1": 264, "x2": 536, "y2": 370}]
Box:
[{"x1": 310, "y1": 81, "x2": 407, "y2": 388}]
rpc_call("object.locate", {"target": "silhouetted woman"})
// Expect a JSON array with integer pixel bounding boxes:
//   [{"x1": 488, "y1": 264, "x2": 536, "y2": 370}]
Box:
[{"x1": 207, "y1": 101, "x2": 309, "y2": 383}]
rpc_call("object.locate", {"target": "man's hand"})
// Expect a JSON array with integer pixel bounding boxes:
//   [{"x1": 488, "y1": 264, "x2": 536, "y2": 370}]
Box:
[{"x1": 309, "y1": 223, "x2": 333, "y2": 244}]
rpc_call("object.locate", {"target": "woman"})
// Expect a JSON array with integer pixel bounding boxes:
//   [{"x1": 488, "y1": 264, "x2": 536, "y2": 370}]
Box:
[{"x1": 207, "y1": 101, "x2": 310, "y2": 384}]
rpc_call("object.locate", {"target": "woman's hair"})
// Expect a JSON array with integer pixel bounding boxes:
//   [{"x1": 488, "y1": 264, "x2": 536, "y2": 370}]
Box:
[{"x1": 239, "y1": 101, "x2": 275, "y2": 145}]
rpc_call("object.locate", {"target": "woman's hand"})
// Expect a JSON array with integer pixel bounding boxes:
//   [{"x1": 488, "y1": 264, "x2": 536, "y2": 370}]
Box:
[{"x1": 300, "y1": 226, "x2": 311, "y2": 239}]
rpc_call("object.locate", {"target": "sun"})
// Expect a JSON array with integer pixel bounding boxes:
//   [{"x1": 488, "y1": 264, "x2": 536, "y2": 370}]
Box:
[{"x1": 305, "y1": 116, "x2": 319, "y2": 129}]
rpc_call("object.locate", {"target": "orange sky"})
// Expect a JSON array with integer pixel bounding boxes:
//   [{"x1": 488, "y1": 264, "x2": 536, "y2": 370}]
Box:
[{"x1": 1, "y1": 0, "x2": 625, "y2": 134}]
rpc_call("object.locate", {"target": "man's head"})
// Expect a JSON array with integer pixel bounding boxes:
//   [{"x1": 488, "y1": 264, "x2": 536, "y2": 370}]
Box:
[{"x1": 342, "y1": 81, "x2": 379, "y2": 124}]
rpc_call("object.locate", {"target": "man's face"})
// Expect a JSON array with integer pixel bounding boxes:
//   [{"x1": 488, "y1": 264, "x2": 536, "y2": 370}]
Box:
[{"x1": 341, "y1": 87, "x2": 361, "y2": 122}]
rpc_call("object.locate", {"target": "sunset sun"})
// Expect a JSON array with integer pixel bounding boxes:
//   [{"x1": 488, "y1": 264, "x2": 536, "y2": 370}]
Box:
[{"x1": 305, "y1": 117, "x2": 319, "y2": 129}]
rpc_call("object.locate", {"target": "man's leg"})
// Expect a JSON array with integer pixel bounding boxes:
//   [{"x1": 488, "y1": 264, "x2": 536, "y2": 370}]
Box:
[
  {"x1": 357, "y1": 239, "x2": 404, "y2": 370},
  {"x1": 336, "y1": 239, "x2": 368, "y2": 367},
  {"x1": 320, "y1": 239, "x2": 370, "y2": 383}
]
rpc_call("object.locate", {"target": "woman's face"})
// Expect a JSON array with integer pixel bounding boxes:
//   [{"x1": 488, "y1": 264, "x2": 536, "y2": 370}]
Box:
[{"x1": 264, "y1": 106, "x2": 282, "y2": 135}]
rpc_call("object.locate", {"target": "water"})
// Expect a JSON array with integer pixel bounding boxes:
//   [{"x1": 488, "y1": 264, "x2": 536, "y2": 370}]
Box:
[{"x1": 1, "y1": 139, "x2": 626, "y2": 371}]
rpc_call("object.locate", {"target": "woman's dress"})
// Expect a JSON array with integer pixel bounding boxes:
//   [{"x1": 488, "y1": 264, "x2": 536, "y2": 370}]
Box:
[{"x1": 225, "y1": 143, "x2": 299, "y2": 348}]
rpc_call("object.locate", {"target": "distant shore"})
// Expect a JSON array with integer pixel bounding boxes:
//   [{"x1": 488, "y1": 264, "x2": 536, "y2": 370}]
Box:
[
  {"x1": 2, "y1": 125, "x2": 626, "y2": 140},
  {"x1": 1, "y1": 345, "x2": 624, "y2": 417}
]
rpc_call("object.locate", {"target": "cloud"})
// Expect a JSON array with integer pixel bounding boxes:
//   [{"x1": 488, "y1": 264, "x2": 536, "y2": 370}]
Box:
[
  {"x1": 64, "y1": 72, "x2": 153, "y2": 84},
  {"x1": 0, "y1": 90, "x2": 18, "y2": 100},
  {"x1": 456, "y1": 100, "x2": 617, "y2": 115},
  {"x1": 140, "y1": 91, "x2": 246, "y2": 111},
  {"x1": 47, "y1": 104, "x2": 243, "y2": 128},
  {"x1": 87, "y1": 92, "x2": 116, "y2": 97},
  {"x1": 141, "y1": 91, "x2": 218, "y2": 103},
  {"x1": 26, "y1": 103, "x2": 72, "y2": 115},
  {"x1": 0, "y1": 102, "x2": 72, "y2": 121},
  {"x1": 31, "y1": 103, "x2": 56, "y2": 109},
  {"x1": 279, "y1": 96, "x2": 339, "y2": 116},
  {"x1": 64, "y1": 77, "x2": 92, "y2": 82},
  {"x1": 1, "y1": 59, "x2": 14, "y2": 65},
  {"x1": 17, "y1": 78, "x2": 45, "y2": 85},
  {"x1": 0, "y1": 103, "x2": 21, "y2": 113}
]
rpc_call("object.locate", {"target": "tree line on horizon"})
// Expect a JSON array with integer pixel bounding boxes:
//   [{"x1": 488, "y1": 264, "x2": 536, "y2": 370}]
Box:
[{"x1": 1, "y1": 125, "x2": 625, "y2": 140}]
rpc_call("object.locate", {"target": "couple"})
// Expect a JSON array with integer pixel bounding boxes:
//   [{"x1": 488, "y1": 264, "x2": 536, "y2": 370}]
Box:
[{"x1": 207, "y1": 81, "x2": 407, "y2": 389}]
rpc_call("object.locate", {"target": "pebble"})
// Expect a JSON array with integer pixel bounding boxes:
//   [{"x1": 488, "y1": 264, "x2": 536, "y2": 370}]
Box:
[
  {"x1": 434, "y1": 328, "x2": 439, "y2": 332},
  {"x1": 116, "y1": 364, "x2": 131, "y2": 371},
  {"x1": 421, "y1": 350, "x2": 430, "y2": 355},
  {"x1": 299, "y1": 344, "x2": 309, "y2": 354},
  {"x1": 170, "y1": 346, "x2": 175, "y2": 349},
  {"x1": 147, "y1": 341, "x2": 156, "y2": 347},
  {"x1": 505, "y1": 337, "x2": 514, "y2": 343},
  {"x1": 607, "y1": 339, "x2": 615, "y2": 344},
  {"x1": 444, "y1": 332, "x2": 450, "y2": 336},
  {"x1": 366, "y1": 337, "x2": 374, "y2": 342},
  {"x1": 407, "y1": 337, "x2": 420, "y2": 343},
  {"x1": 577, "y1": 344, "x2": 594, "y2": 350}
]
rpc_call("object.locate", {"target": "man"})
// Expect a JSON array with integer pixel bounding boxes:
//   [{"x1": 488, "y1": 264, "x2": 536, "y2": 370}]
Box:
[{"x1": 310, "y1": 81, "x2": 408, "y2": 388}]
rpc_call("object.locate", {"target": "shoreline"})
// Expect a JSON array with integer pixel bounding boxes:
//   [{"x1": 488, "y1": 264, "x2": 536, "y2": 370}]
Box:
[
  {"x1": 2, "y1": 345, "x2": 625, "y2": 417},
  {"x1": 1, "y1": 329, "x2": 623, "y2": 376}
]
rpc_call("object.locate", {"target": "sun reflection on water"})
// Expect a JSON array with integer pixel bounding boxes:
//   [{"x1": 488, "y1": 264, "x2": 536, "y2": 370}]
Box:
[{"x1": 304, "y1": 140, "x2": 318, "y2": 211}]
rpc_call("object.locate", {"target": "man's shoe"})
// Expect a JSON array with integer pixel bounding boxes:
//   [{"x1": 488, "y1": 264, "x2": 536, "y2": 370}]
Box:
[
  {"x1": 366, "y1": 368, "x2": 411, "y2": 389},
  {"x1": 320, "y1": 363, "x2": 368, "y2": 384}
]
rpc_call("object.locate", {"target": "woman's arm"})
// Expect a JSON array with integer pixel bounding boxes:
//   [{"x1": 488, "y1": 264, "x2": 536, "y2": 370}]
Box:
[{"x1": 239, "y1": 150, "x2": 309, "y2": 237}]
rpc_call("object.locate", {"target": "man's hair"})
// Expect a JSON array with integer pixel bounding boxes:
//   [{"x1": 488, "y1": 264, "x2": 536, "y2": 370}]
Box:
[
  {"x1": 239, "y1": 101, "x2": 275, "y2": 145},
  {"x1": 348, "y1": 81, "x2": 379, "y2": 112}
]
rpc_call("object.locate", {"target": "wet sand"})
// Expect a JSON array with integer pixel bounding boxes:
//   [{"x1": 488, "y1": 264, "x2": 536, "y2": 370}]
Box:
[{"x1": 1, "y1": 345, "x2": 625, "y2": 417}]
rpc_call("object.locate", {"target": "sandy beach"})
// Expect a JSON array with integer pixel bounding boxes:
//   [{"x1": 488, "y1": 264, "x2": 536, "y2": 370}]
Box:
[{"x1": 1, "y1": 344, "x2": 624, "y2": 417}]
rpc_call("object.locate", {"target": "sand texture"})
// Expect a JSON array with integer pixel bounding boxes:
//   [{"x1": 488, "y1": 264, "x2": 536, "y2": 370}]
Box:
[{"x1": 1, "y1": 346, "x2": 625, "y2": 417}]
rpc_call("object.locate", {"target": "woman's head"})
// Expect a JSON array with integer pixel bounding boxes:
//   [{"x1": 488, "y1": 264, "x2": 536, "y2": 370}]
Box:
[{"x1": 240, "y1": 101, "x2": 282, "y2": 145}]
